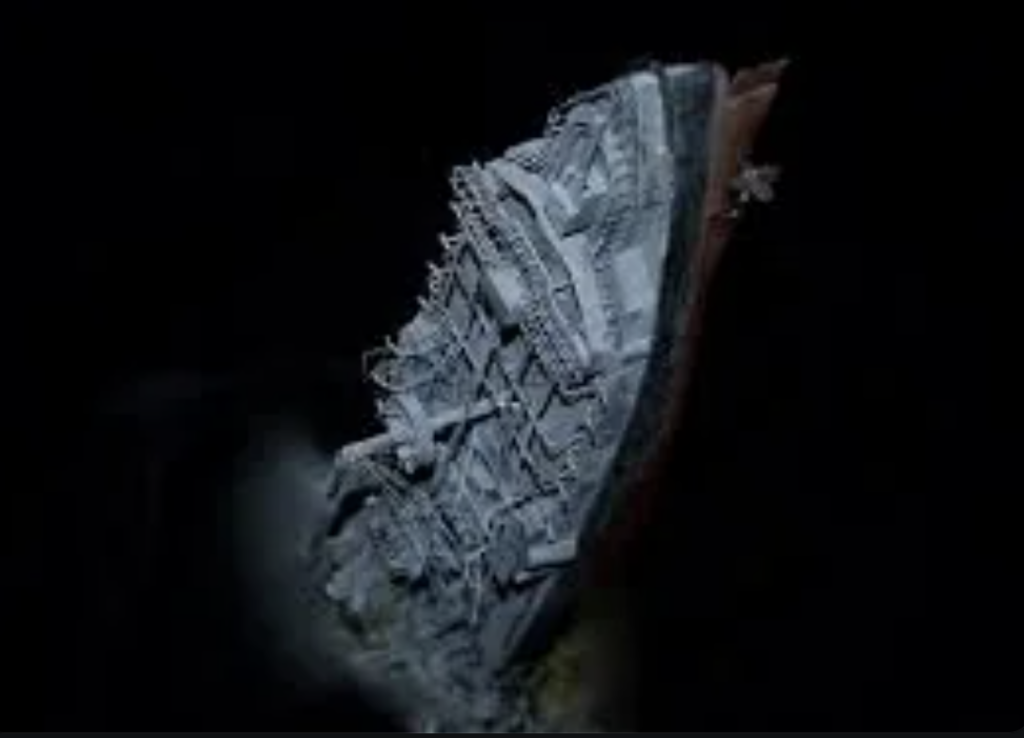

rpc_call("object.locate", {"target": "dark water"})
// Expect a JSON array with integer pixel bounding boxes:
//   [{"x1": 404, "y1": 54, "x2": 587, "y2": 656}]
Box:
[{"x1": 4, "y1": 6, "x2": 1017, "y2": 730}]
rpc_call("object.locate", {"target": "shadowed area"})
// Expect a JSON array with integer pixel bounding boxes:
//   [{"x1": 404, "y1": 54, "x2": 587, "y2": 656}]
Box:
[
  {"x1": 55, "y1": 368, "x2": 405, "y2": 729},
  {"x1": 3, "y1": 5, "x2": 1016, "y2": 731}
]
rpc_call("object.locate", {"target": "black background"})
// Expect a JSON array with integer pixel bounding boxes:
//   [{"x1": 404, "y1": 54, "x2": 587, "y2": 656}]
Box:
[{"x1": 5, "y1": 3, "x2": 1017, "y2": 730}]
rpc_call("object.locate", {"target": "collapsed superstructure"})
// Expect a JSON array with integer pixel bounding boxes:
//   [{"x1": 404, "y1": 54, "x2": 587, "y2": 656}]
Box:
[{"x1": 315, "y1": 61, "x2": 777, "y2": 731}]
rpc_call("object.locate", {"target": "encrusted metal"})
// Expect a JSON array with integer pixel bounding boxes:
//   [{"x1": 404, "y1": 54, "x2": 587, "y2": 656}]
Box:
[{"x1": 316, "y1": 62, "x2": 722, "y2": 732}]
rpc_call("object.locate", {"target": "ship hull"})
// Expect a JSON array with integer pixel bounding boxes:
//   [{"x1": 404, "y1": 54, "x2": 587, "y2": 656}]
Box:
[
  {"x1": 506, "y1": 62, "x2": 727, "y2": 668},
  {"x1": 314, "y1": 60, "x2": 771, "y2": 731}
]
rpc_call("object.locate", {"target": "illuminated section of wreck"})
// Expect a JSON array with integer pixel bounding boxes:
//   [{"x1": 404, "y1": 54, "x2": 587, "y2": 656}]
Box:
[{"x1": 315, "y1": 61, "x2": 777, "y2": 731}]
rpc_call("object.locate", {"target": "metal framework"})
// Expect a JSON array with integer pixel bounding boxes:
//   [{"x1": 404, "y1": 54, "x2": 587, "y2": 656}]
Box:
[{"x1": 315, "y1": 63, "x2": 707, "y2": 732}]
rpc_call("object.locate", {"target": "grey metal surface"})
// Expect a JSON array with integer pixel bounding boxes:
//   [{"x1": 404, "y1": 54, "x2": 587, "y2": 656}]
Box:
[{"x1": 315, "y1": 62, "x2": 717, "y2": 731}]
